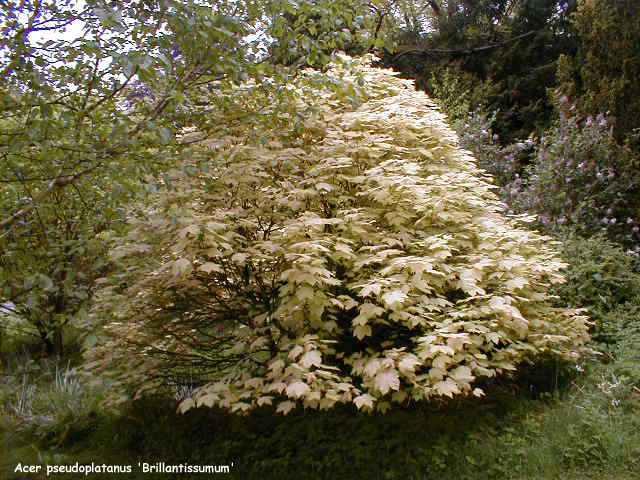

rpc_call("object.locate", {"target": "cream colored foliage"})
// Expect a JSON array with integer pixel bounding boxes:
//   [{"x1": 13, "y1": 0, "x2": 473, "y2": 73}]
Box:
[{"x1": 85, "y1": 54, "x2": 589, "y2": 414}]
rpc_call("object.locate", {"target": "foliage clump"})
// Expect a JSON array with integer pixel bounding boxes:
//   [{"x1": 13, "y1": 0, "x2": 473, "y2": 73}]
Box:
[
  {"x1": 551, "y1": 234, "x2": 640, "y2": 347},
  {"x1": 86, "y1": 55, "x2": 589, "y2": 414}
]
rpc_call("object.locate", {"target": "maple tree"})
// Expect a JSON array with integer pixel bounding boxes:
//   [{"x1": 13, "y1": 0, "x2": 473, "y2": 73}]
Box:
[{"x1": 85, "y1": 55, "x2": 589, "y2": 414}]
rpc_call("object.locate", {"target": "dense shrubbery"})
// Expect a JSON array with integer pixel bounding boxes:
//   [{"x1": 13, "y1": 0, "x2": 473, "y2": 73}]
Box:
[
  {"x1": 437, "y1": 86, "x2": 640, "y2": 250},
  {"x1": 551, "y1": 234, "x2": 640, "y2": 350},
  {"x1": 506, "y1": 95, "x2": 640, "y2": 246},
  {"x1": 84, "y1": 56, "x2": 588, "y2": 415}
]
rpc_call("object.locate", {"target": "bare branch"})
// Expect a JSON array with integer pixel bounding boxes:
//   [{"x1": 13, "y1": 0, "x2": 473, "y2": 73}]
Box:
[{"x1": 393, "y1": 29, "x2": 542, "y2": 60}]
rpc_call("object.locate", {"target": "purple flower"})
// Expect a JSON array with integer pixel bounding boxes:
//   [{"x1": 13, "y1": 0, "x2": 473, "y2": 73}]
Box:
[
  {"x1": 633, "y1": 226, "x2": 639, "y2": 233},
  {"x1": 578, "y1": 162, "x2": 586, "y2": 169},
  {"x1": 607, "y1": 208, "x2": 614, "y2": 215},
  {"x1": 559, "y1": 96, "x2": 569, "y2": 104},
  {"x1": 558, "y1": 216, "x2": 567, "y2": 224},
  {"x1": 610, "y1": 218, "x2": 617, "y2": 225}
]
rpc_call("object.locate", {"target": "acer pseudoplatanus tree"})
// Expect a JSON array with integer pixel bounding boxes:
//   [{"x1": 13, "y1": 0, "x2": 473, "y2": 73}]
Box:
[{"x1": 86, "y1": 55, "x2": 589, "y2": 414}]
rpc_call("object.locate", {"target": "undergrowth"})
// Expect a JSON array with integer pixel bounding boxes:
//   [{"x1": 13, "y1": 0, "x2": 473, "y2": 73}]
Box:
[{"x1": 1, "y1": 333, "x2": 639, "y2": 479}]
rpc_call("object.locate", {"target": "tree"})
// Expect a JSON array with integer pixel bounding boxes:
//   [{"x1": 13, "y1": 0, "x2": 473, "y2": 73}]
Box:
[
  {"x1": 557, "y1": 0, "x2": 640, "y2": 144},
  {"x1": 0, "y1": 0, "x2": 368, "y2": 354},
  {"x1": 85, "y1": 55, "x2": 589, "y2": 414},
  {"x1": 380, "y1": 0, "x2": 578, "y2": 142}
]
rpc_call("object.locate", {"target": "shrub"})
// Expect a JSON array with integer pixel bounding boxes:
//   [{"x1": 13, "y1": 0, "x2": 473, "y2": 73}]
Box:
[
  {"x1": 428, "y1": 65, "x2": 475, "y2": 126},
  {"x1": 505, "y1": 93, "x2": 640, "y2": 247},
  {"x1": 551, "y1": 233, "x2": 640, "y2": 347},
  {"x1": 454, "y1": 111, "x2": 528, "y2": 188},
  {"x1": 85, "y1": 55, "x2": 589, "y2": 415}
]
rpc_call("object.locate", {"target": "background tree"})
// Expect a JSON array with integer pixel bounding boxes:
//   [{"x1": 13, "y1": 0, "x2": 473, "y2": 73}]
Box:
[
  {"x1": 379, "y1": 0, "x2": 577, "y2": 142},
  {"x1": 557, "y1": 0, "x2": 640, "y2": 145}
]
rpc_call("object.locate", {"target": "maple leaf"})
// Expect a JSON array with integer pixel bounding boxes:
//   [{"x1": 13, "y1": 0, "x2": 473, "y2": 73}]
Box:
[
  {"x1": 359, "y1": 283, "x2": 383, "y2": 297},
  {"x1": 375, "y1": 369, "x2": 400, "y2": 395},
  {"x1": 354, "y1": 393, "x2": 375, "y2": 410},
  {"x1": 300, "y1": 350, "x2": 322, "y2": 368},
  {"x1": 365, "y1": 359, "x2": 381, "y2": 377},
  {"x1": 381, "y1": 290, "x2": 408, "y2": 307},
  {"x1": 434, "y1": 379, "x2": 460, "y2": 398},
  {"x1": 398, "y1": 355, "x2": 421, "y2": 373},
  {"x1": 286, "y1": 381, "x2": 310, "y2": 398},
  {"x1": 257, "y1": 396, "x2": 273, "y2": 406},
  {"x1": 354, "y1": 324, "x2": 372, "y2": 339},
  {"x1": 276, "y1": 401, "x2": 296, "y2": 415},
  {"x1": 353, "y1": 302, "x2": 385, "y2": 326},
  {"x1": 450, "y1": 365, "x2": 474, "y2": 383}
]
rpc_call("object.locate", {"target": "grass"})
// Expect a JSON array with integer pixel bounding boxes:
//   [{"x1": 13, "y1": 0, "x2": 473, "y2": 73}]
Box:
[{"x1": 1, "y1": 328, "x2": 639, "y2": 480}]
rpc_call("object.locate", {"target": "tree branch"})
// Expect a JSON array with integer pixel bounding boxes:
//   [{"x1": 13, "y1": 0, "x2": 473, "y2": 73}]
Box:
[
  {"x1": 0, "y1": 165, "x2": 99, "y2": 229},
  {"x1": 393, "y1": 29, "x2": 542, "y2": 60}
]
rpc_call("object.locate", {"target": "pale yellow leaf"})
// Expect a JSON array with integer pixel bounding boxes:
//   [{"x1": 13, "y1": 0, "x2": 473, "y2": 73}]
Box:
[
  {"x1": 381, "y1": 290, "x2": 408, "y2": 307},
  {"x1": 354, "y1": 324, "x2": 372, "y2": 339},
  {"x1": 300, "y1": 350, "x2": 322, "y2": 368},
  {"x1": 375, "y1": 369, "x2": 400, "y2": 395},
  {"x1": 286, "y1": 381, "x2": 310, "y2": 398},
  {"x1": 288, "y1": 345, "x2": 304, "y2": 360},
  {"x1": 276, "y1": 400, "x2": 296, "y2": 415},
  {"x1": 354, "y1": 393, "x2": 375, "y2": 410}
]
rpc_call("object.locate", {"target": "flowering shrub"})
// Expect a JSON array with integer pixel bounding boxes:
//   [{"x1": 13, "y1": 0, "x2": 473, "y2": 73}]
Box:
[
  {"x1": 455, "y1": 111, "x2": 528, "y2": 188},
  {"x1": 448, "y1": 91, "x2": 640, "y2": 251},
  {"x1": 507, "y1": 94, "x2": 640, "y2": 248}
]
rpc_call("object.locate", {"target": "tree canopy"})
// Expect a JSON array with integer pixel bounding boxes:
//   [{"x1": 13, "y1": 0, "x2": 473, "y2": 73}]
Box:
[{"x1": 0, "y1": 0, "x2": 375, "y2": 353}]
